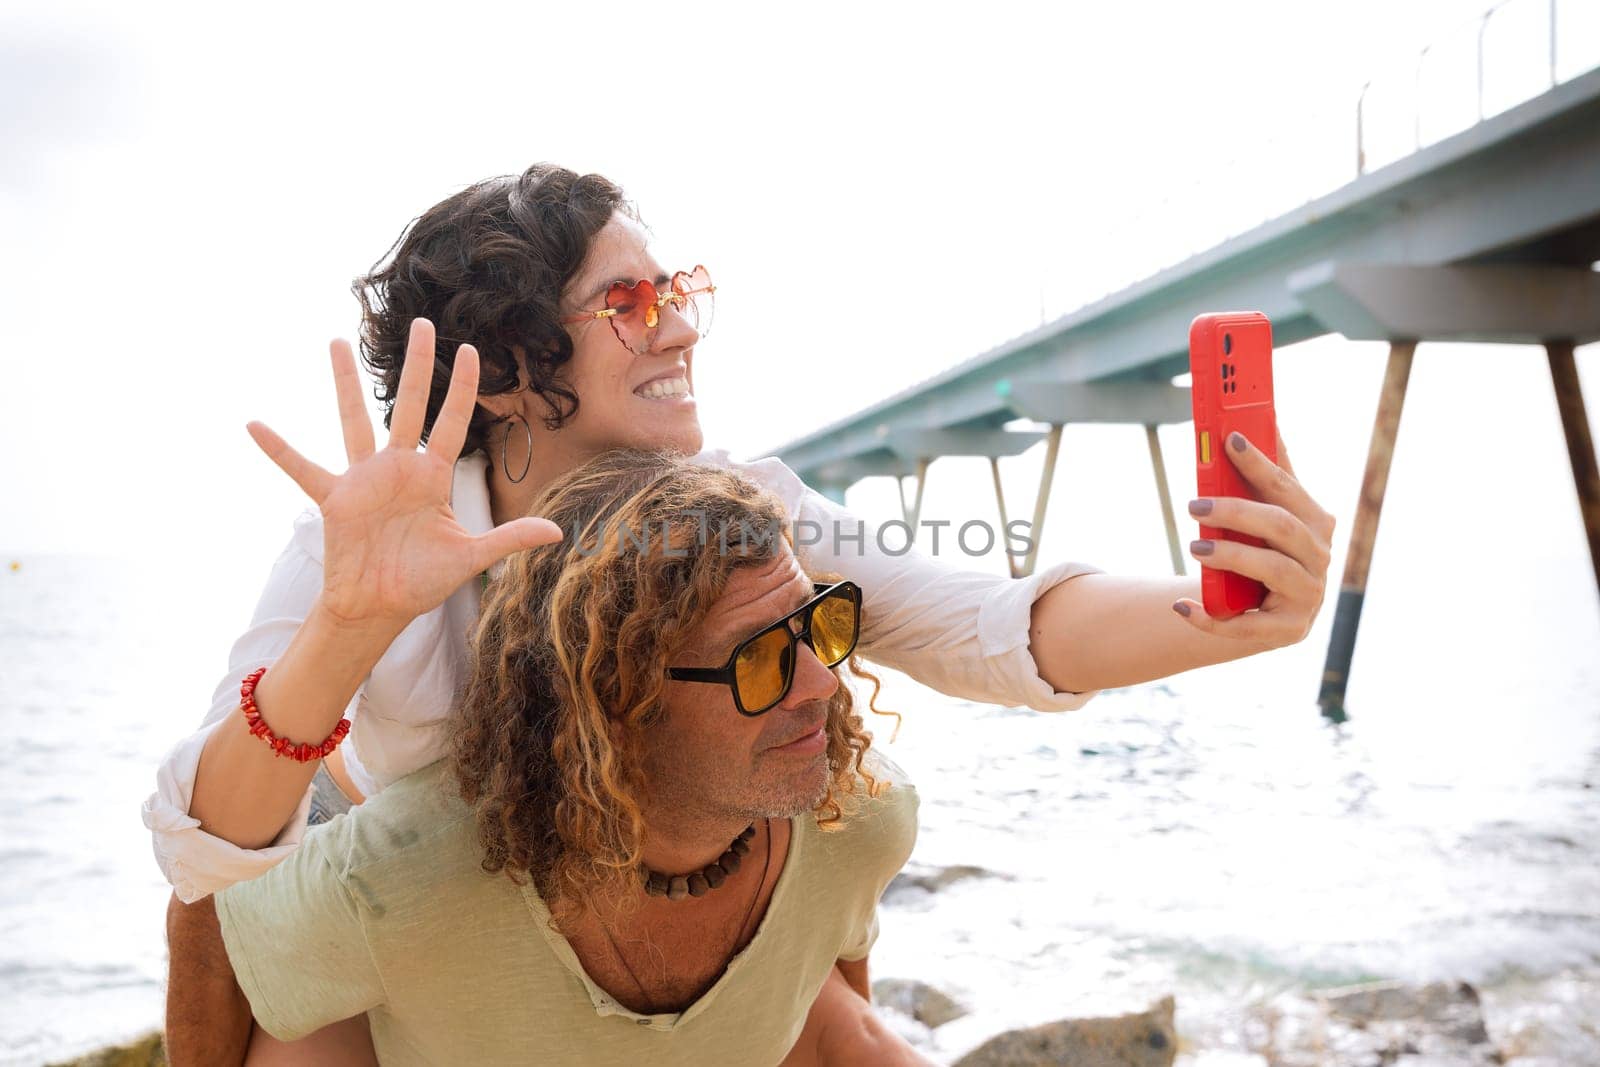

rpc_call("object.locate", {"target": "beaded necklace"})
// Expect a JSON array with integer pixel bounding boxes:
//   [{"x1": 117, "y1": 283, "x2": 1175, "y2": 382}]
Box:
[
  {"x1": 599, "y1": 818, "x2": 773, "y2": 1012},
  {"x1": 642, "y1": 823, "x2": 757, "y2": 898}
]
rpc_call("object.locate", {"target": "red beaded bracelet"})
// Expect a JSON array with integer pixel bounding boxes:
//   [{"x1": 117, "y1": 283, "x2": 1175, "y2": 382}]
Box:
[{"x1": 239, "y1": 666, "x2": 351, "y2": 762}]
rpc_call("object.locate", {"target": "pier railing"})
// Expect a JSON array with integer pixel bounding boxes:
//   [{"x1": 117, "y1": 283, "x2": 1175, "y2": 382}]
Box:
[{"x1": 1358, "y1": 0, "x2": 1594, "y2": 175}]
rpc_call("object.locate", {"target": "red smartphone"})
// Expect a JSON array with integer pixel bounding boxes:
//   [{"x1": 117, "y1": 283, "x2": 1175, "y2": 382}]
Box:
[{"x1": 1189, "y1": 311, "x2": 1278, "y2": 619}]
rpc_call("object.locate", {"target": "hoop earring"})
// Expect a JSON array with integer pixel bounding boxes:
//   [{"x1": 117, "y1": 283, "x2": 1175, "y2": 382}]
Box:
[{"x1": 501, "y1": 413, "x2": 532, "y2": 484}]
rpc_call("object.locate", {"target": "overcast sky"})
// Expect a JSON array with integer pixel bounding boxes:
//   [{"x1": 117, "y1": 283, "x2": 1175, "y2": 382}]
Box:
[{"x1": 2, "y1": 0, "x2": 1596, "y2": 570}]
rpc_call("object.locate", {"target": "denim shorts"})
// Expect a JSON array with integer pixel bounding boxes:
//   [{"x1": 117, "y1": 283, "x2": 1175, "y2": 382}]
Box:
[{"x1": 307, "y1": 763, "x2": 356, "y2": 826}]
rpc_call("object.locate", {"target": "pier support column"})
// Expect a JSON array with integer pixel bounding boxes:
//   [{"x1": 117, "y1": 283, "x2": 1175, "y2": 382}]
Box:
[
  {"x1": 1319, "y1": 341, "x2": 1416, "y2": 724},
  {"x1": 1292, "y1": 261, "x2": 1600, "y2": 719},
  {"x1": 1018, "y1": 424, "x2": 1064, "y2": 578},
  {"x1": 1145, "y1": 424, "x2": 1185, "y2": 576},
  {"x1": 1002, "y1": 380, "x2": 1191, "y2": 577},
  {"x1": 1546, "y1": 340, "x2": 1600, "y2": 599},
  {"x1": 883, "y1": 427, "x2": 1049, "y2": 566},
  {"x1": 989, "y1": 457, "x2": 1020, "y2": 579},
  {"x1": 895, "y1": 459, "x2": 930, "y2": 541}
]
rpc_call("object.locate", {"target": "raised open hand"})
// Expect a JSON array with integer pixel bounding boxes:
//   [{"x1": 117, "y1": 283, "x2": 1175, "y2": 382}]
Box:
[{"x1": 246, "y1": 318, "x2": 562, "y2": 632}]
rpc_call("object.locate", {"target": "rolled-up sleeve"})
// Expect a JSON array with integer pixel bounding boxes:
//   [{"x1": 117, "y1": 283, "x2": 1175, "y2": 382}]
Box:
[
  {"x1": 142, "y1": 512, "x2": 355, "y2": 902},
  {"x1": 143, "y1": 717, "x2": 318, "y2": 903},
  {"x1": 968, "y1": 558, "x2": 1107, "y2": 711},
  {"x1": 699, "y1": 450, "x2": 1105, "y2": 712}
]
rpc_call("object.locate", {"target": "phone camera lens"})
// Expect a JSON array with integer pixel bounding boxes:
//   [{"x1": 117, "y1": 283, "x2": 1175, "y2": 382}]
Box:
[{"x1": 1223, "y1": 333, "x2": 1233, "y2": 355}]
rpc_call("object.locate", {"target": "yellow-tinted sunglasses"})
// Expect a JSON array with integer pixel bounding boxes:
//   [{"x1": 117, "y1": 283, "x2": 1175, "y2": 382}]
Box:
[{"x1": 666, "y1": 581, "x2": 861, "y2": 716}]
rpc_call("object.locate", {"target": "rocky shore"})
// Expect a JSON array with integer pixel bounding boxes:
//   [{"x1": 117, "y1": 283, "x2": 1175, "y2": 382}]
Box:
[
  {"x1": 868, "y1": 975, "x2": 1543, "y2": 1066},
  {"x1": 48, "y1": 977, "x2": 1541, "y2": 1066}
]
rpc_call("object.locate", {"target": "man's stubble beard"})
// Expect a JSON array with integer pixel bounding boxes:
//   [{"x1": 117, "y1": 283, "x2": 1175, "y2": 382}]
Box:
[
  {"x1": 649, "y1": 738, "x2": 833, "y2": 827},
  {"x1": 744, "y1": 750, "x2": 832, "y2": 820}
]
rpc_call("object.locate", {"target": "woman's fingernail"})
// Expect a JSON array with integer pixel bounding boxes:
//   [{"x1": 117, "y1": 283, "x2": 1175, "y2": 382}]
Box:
[
  {"x1": 1173, "y1": 602, "x2": 1191, "y2": 618},
  {"x1": 1230, "y1": 431, "x2": 1248, "y2": 452},
  {"x1": 1188, "y1": 498, "x2": 1213, "y2": 517},
  {"x1": 1191, "y1": 539, "x2": 1215, "y2": 556}
]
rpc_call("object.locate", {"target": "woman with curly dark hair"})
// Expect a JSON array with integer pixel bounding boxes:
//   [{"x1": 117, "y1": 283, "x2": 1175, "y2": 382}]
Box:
[
  {"x1": 186, "y1": 451, "x2": 927, "y2": 1065},
  {"x1": 149, "y1": 162, "x2": 1334, "y2": 1063}
]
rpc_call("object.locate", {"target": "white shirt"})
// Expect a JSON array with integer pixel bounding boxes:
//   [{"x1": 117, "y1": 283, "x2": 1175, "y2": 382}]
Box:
[{"x1": 143, "y1": 449, "x2": 1102, "y2": 902}]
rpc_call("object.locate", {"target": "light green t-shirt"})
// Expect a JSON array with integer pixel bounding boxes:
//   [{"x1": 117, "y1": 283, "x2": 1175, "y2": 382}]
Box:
[{"x1": 215, "y1": 752, "x2": 918, "y2": 1066}]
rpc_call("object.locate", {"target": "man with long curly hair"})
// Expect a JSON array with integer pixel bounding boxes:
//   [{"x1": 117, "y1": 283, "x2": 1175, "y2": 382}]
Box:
[{"x1": 179, "y1": 451, "x2": 927, "y2": 1066}]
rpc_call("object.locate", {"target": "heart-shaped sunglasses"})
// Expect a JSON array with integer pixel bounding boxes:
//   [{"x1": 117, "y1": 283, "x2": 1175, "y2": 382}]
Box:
[{"x1": 561, "y1": 265, "x2": 715, "y2": 356}]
